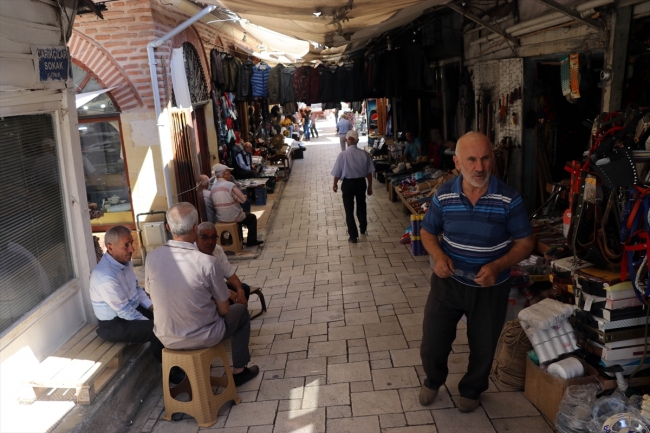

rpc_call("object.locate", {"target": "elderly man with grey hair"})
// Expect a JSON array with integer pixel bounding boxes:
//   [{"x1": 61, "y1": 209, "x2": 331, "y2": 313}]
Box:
[
  {"x1": 89, "y1": 225, "x2": 164, "y2": 362},
  {"x1": 145, "y1": 202, "x2": 259, "y2": 386}
]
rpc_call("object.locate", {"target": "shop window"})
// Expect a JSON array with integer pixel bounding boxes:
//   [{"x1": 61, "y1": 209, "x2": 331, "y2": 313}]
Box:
[
  {"x1": 0, "y1": 114, "x2": 75, "y2": 333},
  {"x1": 72, "y1": 60, "x2": 134, "y2": 230}
]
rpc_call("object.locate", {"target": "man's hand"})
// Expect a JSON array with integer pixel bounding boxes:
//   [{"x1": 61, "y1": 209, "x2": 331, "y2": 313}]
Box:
[
  {"x1": 333, "y1": 184, "x2": 338, "y2": 193},
  {"x1": 474, "y1": 262, "x2": 500, "y2": 287},
  {"x1": 367, "y1": 186, "x2": 373, "y2": 196},
  {"x1": 148, "y1": 305, "x2": 154, "y2": 312},
  {"x1": 433, "y1": 254, "x2": 455, "y2": 278},
  {"x1": 236, "y1": 288, "x2": 248, "y2": 306}
]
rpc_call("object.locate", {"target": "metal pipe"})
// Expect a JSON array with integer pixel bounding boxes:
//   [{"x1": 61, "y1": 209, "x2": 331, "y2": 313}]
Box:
[
  {"x1": 146, "y1": 5, "x2": 216, "y2": 208},
  {"x1": 469, "y1": 0, "x2": 614, "y2": 46}
]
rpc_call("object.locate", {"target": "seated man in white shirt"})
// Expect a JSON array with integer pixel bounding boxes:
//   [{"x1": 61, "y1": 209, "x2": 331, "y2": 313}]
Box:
[
  {"x1": 210, "y1": 164, "x2": 263, "y2": 247},
  {"x1": 89, "y1": 225, "x2": 163, "y2": 362},
  {"x1": 145, "y1": 203, "x2": 259, "y2": 386},
  {"x1": 195, "y1": 222, "x2": 250, "y2": 304},
  {"x1": 199, "y1": 174, "x2": 216, "y2": 223}
]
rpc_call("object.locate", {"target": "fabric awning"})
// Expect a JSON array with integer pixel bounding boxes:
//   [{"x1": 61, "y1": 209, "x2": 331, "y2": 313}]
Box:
[{"x1": 213, "y1": 0, "x2": 447, "y2": 55}]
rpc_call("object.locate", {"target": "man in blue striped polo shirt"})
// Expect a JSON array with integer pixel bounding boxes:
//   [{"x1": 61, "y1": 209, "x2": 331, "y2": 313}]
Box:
[{"x1": 419, "y1": 132, "x2": 534, "y2": 413}]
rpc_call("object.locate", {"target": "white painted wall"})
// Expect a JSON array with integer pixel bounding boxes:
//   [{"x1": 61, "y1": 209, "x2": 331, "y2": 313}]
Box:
[{"x1": 0, "y1": 0, "x2": 96, "y2": 368}]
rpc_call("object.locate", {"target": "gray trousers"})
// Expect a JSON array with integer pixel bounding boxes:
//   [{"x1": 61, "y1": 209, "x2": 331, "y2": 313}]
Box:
[
  {"x1": 339, "y1": 135, "x2": 347, "y2": 151},
  {"x1": 221, "y1": 303, "x2": 251, "y2": 368}
]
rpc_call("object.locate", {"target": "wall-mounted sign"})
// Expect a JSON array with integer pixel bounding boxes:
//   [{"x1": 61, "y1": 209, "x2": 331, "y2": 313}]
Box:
[{"x1": 32, "y1": 46, "x2": 69, "y2": 82}]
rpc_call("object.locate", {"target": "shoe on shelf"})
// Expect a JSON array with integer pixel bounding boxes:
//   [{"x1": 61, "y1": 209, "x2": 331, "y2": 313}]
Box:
[
  {"x1": 348, "y1": 237, "x2": 358, "y2": 244},
  {"x1": 458, "y1": 396, "x2": 480, "y2": 413},
  {"x1": 247, "y1": 240, "x2": 264, "y2": 247},
  {"x1": 233, "y1": 365, "x2": 260, "y2": 387},
  {"x1": 419, "y1": 385, "x2": 438, "y2": 406}
]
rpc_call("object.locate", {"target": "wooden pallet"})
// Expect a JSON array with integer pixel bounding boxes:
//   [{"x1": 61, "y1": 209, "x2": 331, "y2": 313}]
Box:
[{"x1": 25, "y1": 324, "x2": 136, "y2": 404}]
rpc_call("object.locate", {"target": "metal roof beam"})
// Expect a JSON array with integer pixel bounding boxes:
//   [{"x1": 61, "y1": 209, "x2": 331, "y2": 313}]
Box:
[
  {"x1": 529, "y1": 0, "x2": 605, "y2": 31},
  {"x1": 446, "y1": 2, "x2": 519, "y2": 46}
]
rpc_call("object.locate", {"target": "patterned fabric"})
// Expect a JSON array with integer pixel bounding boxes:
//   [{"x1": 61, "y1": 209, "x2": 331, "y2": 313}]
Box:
[
  {"x1": 293, "y1": 66, "x2": 311, "y2": 102},
  {"x1": 308, "y1": 64, "x2": 324, "y2": 104},
  {"x1": 422, "y1": 175, "x2": 532, "y2": 287},
  {"x1": 251, "y1": 62, "x2": 270, "y2": 97}
]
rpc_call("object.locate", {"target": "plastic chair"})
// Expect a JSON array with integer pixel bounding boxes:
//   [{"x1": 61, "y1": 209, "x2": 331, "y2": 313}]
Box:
[
  {"x1": 215, "y1": 222, "x2": 243, "y2": 255},
  {"x1": 161, "y1": 342, "x2": 241, "y2": 428}
]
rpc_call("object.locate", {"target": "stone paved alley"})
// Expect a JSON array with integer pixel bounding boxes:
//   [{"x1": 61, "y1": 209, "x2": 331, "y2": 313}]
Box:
[{"x1": 132, "y1": 120, "x2": 551, "y2": 433}]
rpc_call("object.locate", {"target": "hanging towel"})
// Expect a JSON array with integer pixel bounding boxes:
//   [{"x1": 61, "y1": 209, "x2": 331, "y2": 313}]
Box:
[{"x1": 171, "y1": 48, "x2": 192, "y2": 110}]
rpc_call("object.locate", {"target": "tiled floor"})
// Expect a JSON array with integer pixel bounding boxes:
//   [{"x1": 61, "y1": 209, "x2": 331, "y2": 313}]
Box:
[{"x1": 134, "y1": 120, "x2": 551, "y2": 433}]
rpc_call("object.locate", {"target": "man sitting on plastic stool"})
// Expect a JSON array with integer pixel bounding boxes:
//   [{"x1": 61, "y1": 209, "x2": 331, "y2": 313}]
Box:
[
  {"x1": 145, "y1": 202, "x2": 259, "y2": 387},
  {"x1": 210, "y1": 163, "x2": 263, "y2": 247},
  {"x1": 195, "y1": 222, "x2": 250, "y2": 305}
]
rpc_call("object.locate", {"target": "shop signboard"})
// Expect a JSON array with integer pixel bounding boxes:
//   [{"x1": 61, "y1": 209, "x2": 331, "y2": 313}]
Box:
[{"x1": 32, "y1": 46, "x2": 69, "y2": 82}]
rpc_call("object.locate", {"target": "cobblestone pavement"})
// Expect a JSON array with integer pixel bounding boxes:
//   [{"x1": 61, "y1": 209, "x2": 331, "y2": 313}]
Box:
[{"x1": 135, "y1": 120, "x2": 550, "y2": 433}]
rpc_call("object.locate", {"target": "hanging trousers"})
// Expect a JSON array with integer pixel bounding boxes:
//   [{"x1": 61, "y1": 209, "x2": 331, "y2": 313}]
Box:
[
  {"x1": 420, "y1": 273, "x2": 510, "y2": 399},
  {"x1": 341, "y1": 177, "x2": 367, "y2": 239}
]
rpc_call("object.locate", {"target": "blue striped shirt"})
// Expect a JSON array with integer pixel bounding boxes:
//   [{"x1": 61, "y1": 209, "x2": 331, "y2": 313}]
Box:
[
  {"x1": 89, "y1": 253, "x2": 152, "y2": 321},
  {"x1": 422, "y1": 175, "x2": 532, "y2": 286},
  {"x1": 331, "y1": 145, "x2": 375, "y2": 179}
]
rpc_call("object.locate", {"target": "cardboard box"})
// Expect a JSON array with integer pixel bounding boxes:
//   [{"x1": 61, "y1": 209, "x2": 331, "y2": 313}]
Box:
[{"x1": 524, "y1": 356, "x2": 599, "y2": 423}]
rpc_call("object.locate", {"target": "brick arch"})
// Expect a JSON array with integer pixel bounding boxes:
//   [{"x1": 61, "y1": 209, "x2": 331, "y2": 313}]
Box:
[
  {"x1": 172, "y1": 25, "x2": 211, "y2": 90},
  {"x1": 68, "y1": 31, "x2": 144, "y2": 111}
]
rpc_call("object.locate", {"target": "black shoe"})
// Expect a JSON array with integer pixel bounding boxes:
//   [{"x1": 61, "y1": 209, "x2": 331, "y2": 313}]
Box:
[
  {"x1": 360, "y1": 229, "x2": 368, "y2": 235},
  {"x1": 247, "y1": 240, "x2": 264, "y2": 247},
  {"x1": 348, "y1": 237, "x2": 358, "y2": 243},
  {"x1": 233, "y1": 365, "x2": 260, "y2": 387},
  {"x1": 169, "y1": 367, "x2": 186, "y2": 385}
]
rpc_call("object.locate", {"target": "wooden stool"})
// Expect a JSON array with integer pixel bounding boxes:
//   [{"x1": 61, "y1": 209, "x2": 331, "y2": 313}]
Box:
[
  {"x1": 161, "y1": 343, "x2": 241, "y2": 428},
  {"x1": 249, "y1": 287, "x2": 267, "y2": 320},
  {"x1": 215, "y1": 222, "x2": 243, "y2": 255}
]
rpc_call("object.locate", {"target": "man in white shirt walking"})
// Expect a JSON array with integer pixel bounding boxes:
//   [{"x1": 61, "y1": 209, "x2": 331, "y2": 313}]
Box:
[
  {"x1": 331, "y1": 130, "x2": 375, "y2": 243},
  {"x1": 336, "y1": 113, "x2": 354, "y2": 152}
]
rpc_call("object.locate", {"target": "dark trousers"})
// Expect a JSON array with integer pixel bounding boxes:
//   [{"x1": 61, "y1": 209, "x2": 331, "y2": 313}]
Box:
[
  {"x1": 221, "y1": 304, "x2": 251, "y2": 368},
  {"x1": 341, "y1": 178, "x2": 367, "y2": 238},
  {"x1": 226, "y1": 282, "x2": 251, "y2": 303},
  {"x1": 97, "y1": 306, "x2": 164, "y2": 363},
  {"x1": 420, "y1": 273, "x2": 510, "y2": 399},
  {"x1": 310, "y1": 122, "x2": 318, "y2": 137},
  {"x1": 238, "y1": 212, "x2": 258, "y2": 245}
]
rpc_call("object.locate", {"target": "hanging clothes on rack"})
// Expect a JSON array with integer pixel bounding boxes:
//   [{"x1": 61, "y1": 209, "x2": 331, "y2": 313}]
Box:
[
  {"x1": 293, "y1": 65, "x2": 311, "y2": 102},
  {"x1": 307, "y1": 63, "x2": 325, "y2": 105},
  {"x1": 320, "y1": 64, "x2": 338, "y2": 103},
  {"x1": 210, "y1": 49, "x2": 225, "y2": 90},
  {"x1": 237, "y1": 59, "x2": 254, "y2": 101},
  {"x1": 267, "y1": 63, "x2": 284, "y2": 104},
  {"x1": 251, "y1": 62, "x2": 270, "y2": 98},
  {"x1": 336, "y1": 62, "x2": 355, "y2": 102},
  {"x1": 280, "y1": 65, "x2": 297, "y2": 104},
  {"x1": 222, "y1": 55, "x2": 241, "y2": 92}
]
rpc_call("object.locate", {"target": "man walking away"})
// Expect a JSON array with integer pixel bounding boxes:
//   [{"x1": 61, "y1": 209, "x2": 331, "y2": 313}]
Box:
[
  {"x1": 418, "y1": 132, "x2": 534, "y2": 413},
  {"x1": 331, "y1": 130, "x2": 375, "y2": 243},
  {"x1": 336, "y1": 113, "x2": 353, "y2": 152}
]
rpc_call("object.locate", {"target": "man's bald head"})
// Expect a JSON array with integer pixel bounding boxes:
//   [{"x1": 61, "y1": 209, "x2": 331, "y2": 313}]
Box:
[
  {"x1": 453, "y1": 132, "x2": 493, "y2": 189},
  {"x1": 455, "y1": 132, "x2": 491, "y2": 161}
]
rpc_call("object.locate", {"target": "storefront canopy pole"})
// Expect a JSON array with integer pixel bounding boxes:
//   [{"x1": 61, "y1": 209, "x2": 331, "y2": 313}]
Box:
[{"x1": 147, "y1": 5, "x2": 216, "y2": 208}]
